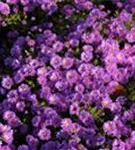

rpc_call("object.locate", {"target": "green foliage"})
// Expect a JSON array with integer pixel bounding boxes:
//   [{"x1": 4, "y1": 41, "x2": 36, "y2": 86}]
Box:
[
  {"x1": 88, "y1": 106, "x2": 104, "y2": 122},
  {"x1": 125, "y1": 78, "x2": 135, "y2": 101},
  {"x1": 73, "y1": 12, "x2": 87, "y2": 22},
  {"x1": 7, "y1": 13, "x2": 21, "y2": 26},
  {"x1": 133, "y1": 13, "x2": 135, "y2": 21},
  {"x1": 129, "y1": 91, "x2": 135, "y2": 101},
  {"x1": 41, "y1": 100, "x2": 48, "y2": 107},
  {"x1": 93, "y1": 58, "x2": 101, "y2": 66},
  {"x1": 124, "y1": 22, "x2": 133, "y2": 30}
]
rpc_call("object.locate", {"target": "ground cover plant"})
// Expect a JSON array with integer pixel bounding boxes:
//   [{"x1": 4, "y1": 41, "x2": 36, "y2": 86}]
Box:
[{"x1": 1, "y1": 0, "x2": 135, "y2": 149}]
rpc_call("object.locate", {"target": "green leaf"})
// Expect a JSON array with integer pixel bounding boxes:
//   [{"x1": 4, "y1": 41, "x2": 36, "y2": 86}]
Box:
[
  {"x1": 7, "y1": 13, "x2": 21, "y2": 26},
  {"x1": 124, "y1": 22, "x2": 133, "y2": 30},
  {"x1": 93, "y1": 58, "x2": 101, "y2": 66}
]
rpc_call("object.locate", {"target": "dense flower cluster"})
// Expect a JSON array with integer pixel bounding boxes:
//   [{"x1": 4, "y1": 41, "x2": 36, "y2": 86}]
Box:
[{"x1": 1, "y1": 0, "x2": 135, "y2": 149}]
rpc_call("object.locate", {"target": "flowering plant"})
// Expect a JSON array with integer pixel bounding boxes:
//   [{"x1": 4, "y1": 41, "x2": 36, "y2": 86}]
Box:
[{"x1": 0, "y1": 0, "x2": 135, "y2": 149}]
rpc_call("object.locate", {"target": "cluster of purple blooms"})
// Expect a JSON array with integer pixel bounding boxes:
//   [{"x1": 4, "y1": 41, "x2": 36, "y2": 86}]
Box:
[{"x1": 1, "y1": 0, "x2": 135, "y2": 150}]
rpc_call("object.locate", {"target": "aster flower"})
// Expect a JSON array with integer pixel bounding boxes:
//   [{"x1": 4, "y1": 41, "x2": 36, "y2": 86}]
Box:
[
  {"x1": 7, "y1": 90, "x2": 19, "y2": 103},
  {"x1": 1, "y1": 76, "x2": 13, "y2": 90},
  {"x1": 0, "y1": 2, "x2": 10, "y2": 15},
  {"x1": 50, "y1": 55, "x2": 62, "y2": 69},
  {"x1": 70, "y1": 102, "x2": 80, "y2": 115},
  {"x1": 26, "y1": 135, "x2": 39, "y2": 149},
  {"x1": 62, "y1": 57, "x2": 74, "y2": 69},
  {"x1": 61, "y1": 118, "x2": 73, "y2": 133},
  {"x1": 38, "y1": 128, "x2": 51, "y2": 141},
  {"x1": 81, "y1": 51, "x2": 93, "y2": 62},
  {"x1": 1, "y1": 0, "x2": 135, "y2": 149},
  {"x1": 17, "y1": 145, "x2": 29, "y2": 150},
  {"x1": 66, "y1": 70, "x2": 79, "y2": 84},
  {"x1": 18, "y1": 84, "x2": 31, "y2": 96},
  {"x1": 0, "y1": 123, "x2": 13, "y2": 144}
]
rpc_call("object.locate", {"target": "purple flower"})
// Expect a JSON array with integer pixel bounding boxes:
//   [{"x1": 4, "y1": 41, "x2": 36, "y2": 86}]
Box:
[
  {"x1": 126, "y1": 30, "x2": 135, "y2": 43},
  {"x1": 66, "y1": 70, "x2": 79, "y2": 84},
  {"x1": 79, "y1": 110, "x2": 95, "y2": 127},
  {"x1": 3, "y1": 111, "x2": 21, "y2": 128},
  {"x1": 14, "y1": 71, "x2": 25, "y2": 84},
  {"x1": 6, "y1": 0, "x2": 19, "y2": 4},
  {"x1": 75, "y1": 84, "x2": 85, "y2": 94},
  {"x1": 3, "y1": 110, "x2": 16, "y2": 120},
  {"x1": 7, "y1": 90, "x2": 19, "y2": 103},
  {"x1": 63, "y1": 5, "x2": 74, "y2": 18},
  {"x1": 16, "y1": 101, "x2": 26, "y2": 112},
  {"x1": 32, "y1": 116, "x2": 41, "y2": 127},
  {"x1": 70, "y1": 102, "x2": 80, "y2": 115},
  {"x1": 55, "y1": 80, "x2": 68, "y2": 91},
  {"x1": 38, "y1": 128, "x2": 51, "y2": 141},
  {"x1": 18, "y1": 84, "x2": 30, "y2": 96},
  {"x1": 48, "y1": 94, "x2": 60, "y2": 105},
  {"x1": 53, "y1": 41, "x2": 64, "y2": 52},
  {"x1": 50, "y1": 55, "x2": 62, "y2": 69},
  {"x1": 62, "y1": 57, "x2": 74, "y2": 69},
  {"x1": 61, "y1": 118, "x2": 73, "y2": 133},
  {"x1": 81, "y1": 51, "x2": 93, "y2": 62},
  {"x1": 0, "y1": 145, "x2": 12, "y2": 150},
  {"x1": 103, "y1": 116, "x2": 130, "y2": 138},
  {"x1": 26, "y1": 135, "x2": 39, "y2": 149},
  {"x1": 0, "y1": 123, "x2": 13, "y2": 144},
  {"x1": 50, "y1": 71, "x2": 61, "y2": 81},
  {"x1": 17, "y1": 145, "x2": 29, "y2": 150},
  {"x1": 40, "y1": 141, "x2": 60, "y2": 150},
  {"x1": 1, "y1": 76, "x2": 13, "y2": 90},
  {"x1": 69, "y1": 39, "x2": 79, "y2": 47},
  {"x1": 0, "y1": 2, "x2": 10, "y2": 15}
]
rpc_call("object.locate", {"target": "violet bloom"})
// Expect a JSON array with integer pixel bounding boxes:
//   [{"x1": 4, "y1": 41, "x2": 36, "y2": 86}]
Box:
[
  {"x1": 40, "y1": 141, "x2": 60, "y2": 150},
  {"x1": 20, "y1": 0, "x2": 29, "y2": 6},
  {"x1": 61, "y1": 118, "x2": 73, "y2": 133},
  {"x1": 6, "y1": 0, "x2": 18, "y2": 4},
  {"x1": 0, "y1": 123, "x2": 13, "y2": 144},
  {"x1": 0, "y1": 145, "x2": 12, "y2": 150},
  {"x1": 50, "y1": 55, "x2": 62, "y2": 69},
  {"x1": 38, "y1": 128, "x2": 51, "y2": 141},
  {"x1": 18, "y1": 84, "x2": 30, "y2": 96},
  {"x1": 37, "y1": 75, "x2": 47, "y2": 86},
  {"x1": 53, "y1": 41, "x2": 64, "y2": 52},
  {"x1": 0, "y1": 2, "x2": 10, "y2": 15},
  {"x1": 14, "y1": 71, "x2": 25, "y2": 84},
  {"x1": 81, "y1": 51, "x2": 93, "y2": 62},
  {"x1": 66, "y1": 70, "x2": 79, "y2": 84},
  {"x1": 11, "y1": 45, "x2": 22, "y2": 58},
  {"x1": 126, "y1": 28, "x2": 135, "y2": 43},
  {"x1": 1, "y1": 76, "x2": 13, "y2": 90},
  {"x1": 75, "y1": 84, "x2": 85, "y2": 94},
  {"x1": 48, "y1": 94, "x2": 59, "y2": 105},
  {"x1": 16, "y1": 101, "x2": 26, "y2": 112},
  {"x1": 3, "y1": 110, "x2": 16, "y2": 120},
  {"x1": 4, "y1": 111, "x2": 21, "y2": 128},
  {"x1": 62, "y1": 57, "x2": 74, "y2": 69},
  {"x1": 32, "y1": 116, "x2": 41, "y2": 127},
  {"x1": 70, "y1": 102, "x2": 80, "y2": 116},
  {"x1": 79, "y1": 110, "x2": 95, "y2": 127},
  {"x1": 55, "y1": 80, "x2": 68, "y2": 91},
  {"x1": 26, "y1": 135, "x2": 39, "y2": 149},
  {"x1": 69, "y1": 39, "x2": 79, "y2": 47},
  {"x1": 82, "y1": 45, "x2": 93, "y2": 52},
  {"x1": 50, "y1": 71, "x2": 61, "y2": 81},
  {"x1": 17, "y1": 145, "x2": 29, "y2": 150},
  {"x1": 103, "y1": 116, "x2": 130, "y2": 138},
  {"x1": 7, "y1": 90, "x2": 19, "y2": 103},
  {"x1": 63, "y1": 5, "x2": 74, "y2": 18}
]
